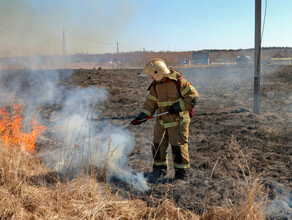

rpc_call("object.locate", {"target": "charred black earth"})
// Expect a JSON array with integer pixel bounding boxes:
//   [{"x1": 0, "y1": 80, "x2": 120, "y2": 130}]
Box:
[{"x1": 69, "y1": 65, "x2": 292, "y2": 218}]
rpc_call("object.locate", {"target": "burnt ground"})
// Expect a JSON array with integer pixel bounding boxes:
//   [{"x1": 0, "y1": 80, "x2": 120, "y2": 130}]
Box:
[
  {"x1": 1, "y1": 66, "x2": 291, "y2": 218},
  {"x1": 67, "y1": 66, "x2": 292, "y2": 218}
]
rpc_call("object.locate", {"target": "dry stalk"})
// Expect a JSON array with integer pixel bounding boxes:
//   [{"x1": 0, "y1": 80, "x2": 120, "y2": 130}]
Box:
[{"x1": 202, "y1": 137, "x2": 267, "y2": 219}]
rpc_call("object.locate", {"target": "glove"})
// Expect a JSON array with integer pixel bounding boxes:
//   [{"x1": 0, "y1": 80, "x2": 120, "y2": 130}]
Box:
[
  {"x1": 169, "y1": 102, "x2": 182, "y2": 114},
  {"x1": 131, "y1": 112, "x2": 148, "y2": 125}
]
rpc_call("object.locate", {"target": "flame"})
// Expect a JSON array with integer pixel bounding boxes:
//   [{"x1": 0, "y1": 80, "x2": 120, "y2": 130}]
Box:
[{"x1": 0, "y1": 104, "x2": 46, "y2": 153}]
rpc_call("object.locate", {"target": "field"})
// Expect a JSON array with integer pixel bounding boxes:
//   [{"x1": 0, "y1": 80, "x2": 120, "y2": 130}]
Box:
[{"x1": 0, "y1": 65, "x2": 291, "y2": 219}]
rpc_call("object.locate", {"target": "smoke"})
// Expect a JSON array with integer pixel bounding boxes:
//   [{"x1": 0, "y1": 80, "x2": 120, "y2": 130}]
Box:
[
  {"x1": 265, "y1": 181, "x2": 292, "y2": 219},
  {"x1": 40, "y1": 86, "x2": 148, "y2": 191},
  {"x1": 0, "y1": 0, "x2": 135, "y2": 57},
  {"x1": 45, "y1": 86, "x2": 148, "y2": 191},
  {"x1": 0, "y1": 69, "x2": 62, "y2": 124},
  {"x1": 0, "y1": 68, "x2": 149, "y2": 191}
]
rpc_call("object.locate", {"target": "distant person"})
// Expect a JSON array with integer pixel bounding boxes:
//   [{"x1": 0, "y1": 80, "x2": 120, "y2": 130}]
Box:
[{"x1": 131, "y1": 58, "x2": 199, "y2": 182}]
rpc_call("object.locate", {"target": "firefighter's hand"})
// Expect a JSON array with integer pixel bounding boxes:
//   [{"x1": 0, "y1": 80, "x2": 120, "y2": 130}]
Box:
[
  {"x1": 169, "y1": 102, "x2": 182, "y2": 114},
  {"x1": 131, "y1": 112, "x2": 148, "y2": 125},
  {"x1": 131, "y1": 117, "x2": 143, "y2": 125}
]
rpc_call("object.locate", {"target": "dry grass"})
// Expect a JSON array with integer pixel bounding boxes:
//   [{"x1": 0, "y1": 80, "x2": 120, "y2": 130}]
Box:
[
  {"x1": 0, "y1": 142, "x2": 199, "y2": 219},
  {"x1": 201, "y1": 138, "x2": 267, "y2": 220},
  {"x1": 202, "y1": 180, "x2": 266, "y2": 220},
  {"x1": 0, "y1": 139, "x2": 267, "y2": 219}
]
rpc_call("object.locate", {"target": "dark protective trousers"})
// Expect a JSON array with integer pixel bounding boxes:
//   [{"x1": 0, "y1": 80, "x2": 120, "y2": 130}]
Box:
[{"x1": 152, "y1": 122, "x2": 190, "y2": 169}]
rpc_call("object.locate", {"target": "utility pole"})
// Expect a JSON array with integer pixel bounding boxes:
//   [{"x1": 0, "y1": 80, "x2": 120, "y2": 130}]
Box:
[
  {"x1": 62, "y1": 28, "x2": 67, "y2": 56},
  {"x1": 254, "y1": 0, "x2": 261, "y2": 114},
  {"x1": 117, "y1": 41, "x2": 119, "y2": 54},
  {"x1": 62, "y1": 29, "x2": 67, "y2": 69}
]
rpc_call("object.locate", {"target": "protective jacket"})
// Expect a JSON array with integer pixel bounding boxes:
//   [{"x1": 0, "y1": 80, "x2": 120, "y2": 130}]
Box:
[
  {"x1": 142, "y1": 68, "x2": 199, "y2": 128},
  {"x1": 141, "y1": 68, "x2": 199, "y2": 170}
]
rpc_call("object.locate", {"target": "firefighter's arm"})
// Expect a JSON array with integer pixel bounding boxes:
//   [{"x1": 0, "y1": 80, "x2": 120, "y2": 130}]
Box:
[
  {"x1": 169, "y1": 79, "x2": 199, "y2": 114},
  {"x1": 131, "y1": 87, "x2": 158, "y2": 125},
  {"x1": 141, "y1": 85, "x2": 158, "y2": 117},
  {"x1": 171, "y1": 79, "x2": 198, "y2": 112},
  {"x1": 180, "y1": 79, "x2": 199, "y2": 110}
]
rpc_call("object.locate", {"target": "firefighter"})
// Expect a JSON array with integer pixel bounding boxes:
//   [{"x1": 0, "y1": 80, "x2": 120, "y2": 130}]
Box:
[{"x1": 131, "y1": 58, "x2": 199, "y2": 182}]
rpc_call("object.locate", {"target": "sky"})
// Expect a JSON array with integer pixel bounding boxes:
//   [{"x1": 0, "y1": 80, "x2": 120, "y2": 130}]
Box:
[{"x1": 0, "y1": 0, "x2": 292, "y2": 57}]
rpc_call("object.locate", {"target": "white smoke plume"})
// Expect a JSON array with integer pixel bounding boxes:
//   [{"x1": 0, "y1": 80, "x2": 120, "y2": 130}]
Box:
[
  {"x1": 42, "y1": 86, "x2": 149, "y2": 191},
  {"x1": 0, "y1": 69, "x2": 149, "y2": 191}
]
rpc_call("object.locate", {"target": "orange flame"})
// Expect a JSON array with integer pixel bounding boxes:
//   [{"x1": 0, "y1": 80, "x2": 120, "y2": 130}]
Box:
[{"x1": 0, "y1": 105, "x2": 46, "y2": 153}]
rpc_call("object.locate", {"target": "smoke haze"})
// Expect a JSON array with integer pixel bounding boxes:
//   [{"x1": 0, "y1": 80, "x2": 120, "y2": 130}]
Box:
[{"x1": 0, "y1": 0, "x2": 134, "y2": 57}]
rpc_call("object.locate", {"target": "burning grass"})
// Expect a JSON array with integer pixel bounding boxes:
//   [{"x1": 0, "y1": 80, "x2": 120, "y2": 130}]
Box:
[{"x1": 0, "y1": 104, "x2": 46, "y2": 153}]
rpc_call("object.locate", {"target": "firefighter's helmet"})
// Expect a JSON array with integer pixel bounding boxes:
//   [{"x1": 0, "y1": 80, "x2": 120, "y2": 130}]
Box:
[{"x1": 143, "y1": 58, "x2": 176, "y2": 81}]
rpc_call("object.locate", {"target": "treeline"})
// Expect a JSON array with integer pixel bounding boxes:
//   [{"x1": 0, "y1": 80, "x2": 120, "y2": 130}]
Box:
[
  {"x1": 71, "y1": 51, "x2": 193, "y2": 66},
  {"x1": 71, "y1": 47, "x2": 292, "y2": 65},
  {"x1": 1, "y1": 47, "x2": 292, "y2": 69}
]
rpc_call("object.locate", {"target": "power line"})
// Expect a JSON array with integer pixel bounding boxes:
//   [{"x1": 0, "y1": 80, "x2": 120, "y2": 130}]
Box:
[
  {"x1": 261, "y1": 0, "x2": 268, "y2": 41},
  {"x1": 64, "y1": 29, "x2": 116, "y2": 45},
  {"x1": 64, "y1": 29, "x2": 140, "y2": 53}
]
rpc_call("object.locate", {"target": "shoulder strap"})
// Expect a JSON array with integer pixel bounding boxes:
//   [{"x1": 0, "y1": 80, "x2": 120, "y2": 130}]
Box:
[
  {"x1": 147, "y1": 80, "x2": 158, "y2": 97},
  {"x1": 175, "y1": 77, "x2": 183, "y2": 98},
  {"x1": 147, "y1": 80, "x2": 156, "y2": 91}
]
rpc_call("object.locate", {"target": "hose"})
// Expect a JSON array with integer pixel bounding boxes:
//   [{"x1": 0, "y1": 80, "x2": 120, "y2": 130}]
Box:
[
  {"x1": 152, "y1": 129, "x2": 166, "y2": 161},
  {"x1": 179, "y1": 114, "x2": 189, "y2": 143}
]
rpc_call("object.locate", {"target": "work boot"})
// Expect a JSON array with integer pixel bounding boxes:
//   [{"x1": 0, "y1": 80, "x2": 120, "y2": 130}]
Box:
[
  {"x1": 174, "y1": 168, "x2": 189, "y2": 181},
  {"x1": 145, "y1": 166, "x2": 167, "y2": 184}
]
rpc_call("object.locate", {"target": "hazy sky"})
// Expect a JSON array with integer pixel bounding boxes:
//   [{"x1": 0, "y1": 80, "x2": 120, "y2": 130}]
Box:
[{"x1": 0, "y1": 0, "x2": 291, "y2": 57}]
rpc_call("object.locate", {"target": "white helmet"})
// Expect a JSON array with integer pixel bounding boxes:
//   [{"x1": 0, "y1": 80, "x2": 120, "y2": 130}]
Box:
[{"x1": 143, "y1": 58, "x2": 176, "y2": 81}]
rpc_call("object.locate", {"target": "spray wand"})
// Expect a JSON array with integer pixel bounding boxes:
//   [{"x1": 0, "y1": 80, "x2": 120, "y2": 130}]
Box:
[{"x1": 121, "y1": 111, "x2": 169, "y2": 128}]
